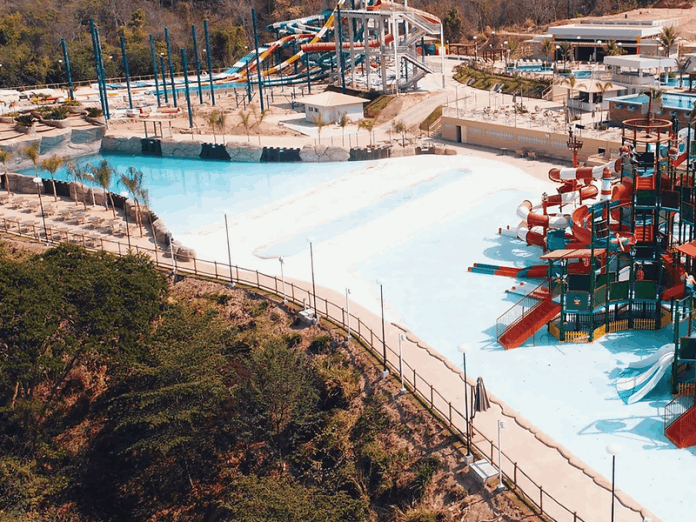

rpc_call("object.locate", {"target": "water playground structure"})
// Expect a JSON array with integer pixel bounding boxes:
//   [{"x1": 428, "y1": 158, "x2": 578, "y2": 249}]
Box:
[{"x1": 470, "y1": 116, "x2": 696, "y2": 447}]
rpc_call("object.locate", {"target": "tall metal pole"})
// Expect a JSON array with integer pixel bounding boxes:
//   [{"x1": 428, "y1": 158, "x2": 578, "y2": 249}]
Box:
[
  {"x1": 610, "y1": 454, "x2": 616, "y2": 522},
  {"x1": 459, "y1": 347, "x2": 471, "y2": 457},
  {"x1": 88, "y1": 20, "x2": 107, "y2": 120},
  {"x1": 34, "y1": 178, "x2": 49, "y2": 245},
  {"x1": 309, "y1": 239, "x2": 318, "y2": 316},
  {"x1": 95, "y1": 27, "x2": 110, "y2": 120},
  {"x1": 252, "y1": 8, "x2": 265, "y2": 112},
  {"x1": 345, "y1": 287, "x2": 351, "y2": 339},
  {"x1": 225, "y1": 214, "x2": 235, "y2": 288},
  {"x1": 280, "y1": 257, "x2": 287, "y2": 303},
  {"x1": 149, "y1": 35, "x2": 162, "y2": 107},
  {"x1": 159, "y1": 55, "x2": 169, "y2": 104},
  {"x1": 204, "y1": 20, "x2": 216, "y2": 105},
  {"x1": 119, "y1": 36, "x2": 133, "y2": 109},
  {"x1": 337, "y1": 6, "x2": 346, "y2": 94},
  {"x1": 165, "y1": 28, "x2": 177, "y2": 107},
  {"x1": 305, "y1": 53, "x2": 312, "y2": 94},
  {"x1": 60, "y1": 38, "x2": 74, "y2": 101},
  {"x1": 246, "y1": 57, "x2": 252, "y2": 102},
  {"x1": 192, "y1": 25, "x2": 204, "y2": 104},
  {"x1": 180, "y1": 49, "x2": 194, "y2": 128},
  {"x1": 379, "y1": 280, "x2": 388, "y2": 374}
]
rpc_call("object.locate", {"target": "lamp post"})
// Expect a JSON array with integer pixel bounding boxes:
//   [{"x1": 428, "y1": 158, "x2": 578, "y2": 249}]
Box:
[
  {"x1": 279, "y1": 256, "x2": 287, "y2": 303},
  {"x1": 345, "y1": 287, "x2": 351, "y2": 339},
  {"x1": 307, "y1": 237, "x2": 317, "y2": 319},
  {"x1": 458, "y1": 344, "x2": 472, "y2": 463},
  {"x1": 473, "y1": 36, "x2": 478, "y2": 61},
  {"x1": 33, "y1": 177, "x2": 49, "y2": 245},
  {"x1": 503, "y1": 41, "x2": 509, "y2": 67},
  {"x1": 377, "y1": 277, "x2": 388, "y2": 377},
  {"x1": 225, "y1": 214, "x2": 235, "y2": 288},
  {"x1": 607, "y1": 444, "x2": 621, "y2": 522},
  {"x1": 497, "y1": 419, "x2": 507, "y2": 491},
  {"x1": 398, "y1": 333, "x2": 407, "y2": 393}
]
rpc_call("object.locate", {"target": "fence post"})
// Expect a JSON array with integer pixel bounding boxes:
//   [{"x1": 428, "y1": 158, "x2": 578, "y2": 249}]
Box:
[
  {"x1": 539, "y1": 485, "x2": 543, "y2": 515},
  {"x1": 448, "y1": 402, "x2": 452, "y2": 426},
  {"x1": 430, "y1": 385, "x2": 433, "y2": 407},
  {"x1": 513, "y1": 462, "x2": 517, "y2": 488},
  {"x1": 291, "y1": 283, "x2": 295, "y2": 301},
  {"x1": 214, "y1": 261, "x2": 218, "y2": 278},
  {"x1": 193, "y1": 257, "x2": 197, "y2": 275},
  {"x1": 573, "y1": 512, "x2": 577, "y2": 522},
  {"x1": 274, "y1": 276, "x2": 278, "y2": 293},
  {"x1": 256, "y1": 270, "x2": 260, "y2": 287},
  {"x1": 491, "y1": 441, "x2": 494, "y2": 462},
  {"x1": 370, "y1": 329, "x2": 373, "y2": 346},
  {"x1": 413, "y1": 369, "x2": 416, "y2": 392}
]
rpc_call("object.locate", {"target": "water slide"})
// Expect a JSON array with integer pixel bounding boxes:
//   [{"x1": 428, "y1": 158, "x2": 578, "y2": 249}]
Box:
[{"x1": 616, "y1": 344, "x2": 675, "y2": 404}]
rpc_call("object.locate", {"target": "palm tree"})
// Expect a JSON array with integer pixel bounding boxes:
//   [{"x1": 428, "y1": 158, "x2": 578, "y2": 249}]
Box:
[
  {"x1": 561, "y1": 74, "x2": 577, "y2": 116},
  {"x1": 0, "y1": 149, "x2": 12, "y2": 195},
  {"x1": 66, "y1": 161, "x2": 90, "y2": 209},
  {"x1": 540, "y1": 39, "x2": 553, "y2": 69},
  {"x1": 313, "y1": 113, "x2": 328, "y2": 144},
  {"x1": 90, "y1": 160, "x2": 116, "y2": 217},
  {"x1": 643, "y1": 88, "x2": 664, "y2": 126},
  {"x1": 658, "y1": 27, "x2": 679, "y2": 57},
  {"x1": 676, "y1": 56, "x2": 692, "y2": 88},
  {"x1": 215, "y1": 110, "x2": 227, "y2": 143},
  {"x1": 558, "y1": 42, "x2": 572, "y2": 70},
  {"x1": 603, "y1": 40, "x2": 626, "y2": 57},
  {"x1": 205, "y1": 110, "x2": 220, "y2": 144},
  {"x1": 138, "y1": 185, "x2": 158, "y2": 252},
  {"x1": 21, "y1": 143, "x2": 40, "y2": 178},
  {"x1": 392, "y1": 120, "x2": 407, "y2": 147},
  {"x1": 338, "y1": 113, "x2": 349, "y2": 146},
  {"x1": 358, "y1": 118, "x2": 376, "y2": 146},
  {"x1": 595, "y1": 81, "x2": 613, "y2": 126},
  {"x1": 239, "y1": 110, "x2": 253, "y2": 142},
  {"x1": 119, "y1": 166, "x2": 145, "y2": 236},
  {"x1": 40, "y1": 155, "x2": 64, "y2": 202}
]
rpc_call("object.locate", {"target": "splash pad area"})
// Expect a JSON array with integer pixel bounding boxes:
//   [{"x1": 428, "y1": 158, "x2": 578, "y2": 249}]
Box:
[{"x1": 43, "y1": 152, "x2": 695, "y2": 521}]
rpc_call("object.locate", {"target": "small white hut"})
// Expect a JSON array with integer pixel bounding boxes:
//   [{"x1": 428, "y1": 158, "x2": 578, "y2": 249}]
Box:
[{"x1": 297, "y1": 91, "x2": 367, "y2": 124}]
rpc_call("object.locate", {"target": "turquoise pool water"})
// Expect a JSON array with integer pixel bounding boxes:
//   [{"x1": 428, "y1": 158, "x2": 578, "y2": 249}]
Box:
[
  {"x1": 611, "y1": 93, "x2": 696, "y2": 110},
  {"x1": 27, "y1": 153, "x2": 365, "y2": 233},
  {"x1": 507, "y1": 65, "x2": 553, "y2": 73}
]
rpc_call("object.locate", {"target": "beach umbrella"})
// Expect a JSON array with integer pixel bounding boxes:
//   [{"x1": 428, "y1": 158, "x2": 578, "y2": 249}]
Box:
[{"x1": 471, "y1": 376, "x2": 491, "y2": 420}]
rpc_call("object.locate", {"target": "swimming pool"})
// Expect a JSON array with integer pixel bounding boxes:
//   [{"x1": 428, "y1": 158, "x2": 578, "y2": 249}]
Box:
[
  {"x1": 610, "y1": 92, "x2": 696, "y2": 111},
  {"x1": 507, "y1": 65, "x2": 554, "y2": 73},
  {"x1": 23, "y1": 153, "x2": 692, "y2": 522}
]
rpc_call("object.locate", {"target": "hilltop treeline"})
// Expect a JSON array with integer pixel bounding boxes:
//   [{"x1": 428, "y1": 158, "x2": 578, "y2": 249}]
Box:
[
  {"x1": 0, "y1": 0, "x2": 653, "y2": 89},
  {"x1": 0, "y1": 242, "x2": 465, "y2": 521}
]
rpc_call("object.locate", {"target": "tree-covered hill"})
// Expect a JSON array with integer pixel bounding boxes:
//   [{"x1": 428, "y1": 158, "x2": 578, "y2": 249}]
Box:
[
  {"x1": 0, "y1": 0, "x2": 658, "y2": 89},
  {"x1": 0, "y1": 240, "x2": 545, "y2": 521}
]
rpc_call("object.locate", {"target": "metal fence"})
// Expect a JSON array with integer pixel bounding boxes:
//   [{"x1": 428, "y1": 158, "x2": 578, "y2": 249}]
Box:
[{"x1": 1, "y1": 217, "x2": 604, "y2": 522}]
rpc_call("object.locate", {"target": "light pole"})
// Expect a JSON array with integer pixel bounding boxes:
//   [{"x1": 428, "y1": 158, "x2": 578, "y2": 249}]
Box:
[
  {"x1": 503, "y1": 41, "x2": 509, "y2": 67},
  {"x1": 307, "y1": 237, "x2": 317, "y2": 319},
  {"x1": 345, "y1": 287, "x2": 351, "y2": 339},
  {"x1": 279, "y1": 256, "x2": 287, "y2": 303},
  {"x1": 458, "y1": 344, "x2": 472, "y2": 463},
  {"x1": 607, "y1": 444, "x2": 621, "y2": 522},
  {"x1": 497, "y1": 419, "x2": 507, "y2": 491},
  {"x1": 398, "y1": 333, "x2": 407, "y2": 394},
  {"x1": 225, "y1": 214, "x2": 235, "y2": 288},
  {"x1": 33, "y1": 177, "x2": 49, "y2": 245},
  {"x1": 473, "y1": 36, "x2": 478, "y2": 61},
  {"x1": 377, "y1": 277, "x2": 388, "y2": 377}
]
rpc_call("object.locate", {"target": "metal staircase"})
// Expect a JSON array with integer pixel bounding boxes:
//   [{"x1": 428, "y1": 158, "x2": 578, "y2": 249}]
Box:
[{"x1": 665, "y1": 384, "x2": 696, "y2": 448}]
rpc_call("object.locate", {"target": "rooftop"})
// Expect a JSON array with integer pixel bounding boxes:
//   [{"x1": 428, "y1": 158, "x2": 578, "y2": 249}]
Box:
[{"x1": 296, "y1": 91, "x2": 368, "y2": 107}]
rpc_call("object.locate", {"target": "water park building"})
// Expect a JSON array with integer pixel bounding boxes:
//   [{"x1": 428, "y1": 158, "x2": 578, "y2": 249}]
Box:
[{"x1": 297, "y1": 91, "x2": 367, "y2": 122}]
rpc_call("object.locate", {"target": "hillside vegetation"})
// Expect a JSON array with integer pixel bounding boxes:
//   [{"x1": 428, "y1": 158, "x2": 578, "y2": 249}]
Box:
[
  {"x1": 0, "y1": 240, "x2": 547, "y2": 522},
  {"x1": 0, "y1": 0, "x2": 660, "y2": 89}
]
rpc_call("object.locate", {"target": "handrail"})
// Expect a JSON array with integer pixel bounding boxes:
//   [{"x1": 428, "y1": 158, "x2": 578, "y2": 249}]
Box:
[
  {"x1": 496, "y1": 279, "x2": 548, "y2": 340},
  {"x1": 665, "y1": 383, "x2": 696, "y2": 430},
  {"x1": 1, "y1": 214, "x2": 647, "y2": 522}
]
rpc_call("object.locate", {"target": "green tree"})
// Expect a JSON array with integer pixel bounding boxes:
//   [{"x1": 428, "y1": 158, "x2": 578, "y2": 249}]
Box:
[
  {"x1": 392, "y1": 120, "x2": 407, "y2": 147},
  {"x1": 442, "y1": 7, "x2": 464, "y2": 43},
  {"x1": 676, "y1": 56, "x2": 692, "y2": 88},
  {"x1": 90, "y1": 160, "x2": 117, "y2": 217},
  {"x1": 558, "y1": 42, "x2": 572, "y2": 70},
  {"x1": 540, "y1": 38, "x2": 553, "y2": 68},
  {"x1": 66, "y1": 160, "x2": 91, "y2": 209},
  {"x1": 118, "y1": 166, "x2": 146, "y2": 236},
  {"x1": 643, "y1": 88, "x2": 664, "y2": 126},
  {"x1": 595, "y1": 81, "x2": 613, "y2": 126},
  {"x1": 658, "y1": 26, "x2": 679, "y2": 57},
  {"x1": 338, "y1": 112, "x2": 349, "y2": 147},
  {"x1": 358, "y1": 118, "x2": 376, "y2": 146},
  {"x1": 0, "y1": 149, "x2": 12, "y2": 195},
  {"x1": 21, "y1": 143, "x2": 40, "y2": 178},
  {"x1": 313, "y1": 112, "x2": 329, "y2": 144},
  {"x1": 39, "y1": 155, "x2": 64, "y2": 202},
  {"x1": 562, "y1": 74, "x2": 577, "y2": 116},
  {"x1": 603, "y1": 40, "x2": 626, "y2": 57},
  {"x1": 238, "y1": 109, "x2": 253, "y2": 143}
]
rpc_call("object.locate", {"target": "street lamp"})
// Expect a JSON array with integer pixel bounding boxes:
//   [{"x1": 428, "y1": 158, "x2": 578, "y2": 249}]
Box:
[
  {"x1": 497, "y1": 419, "x2": 507, "y2": 491},
  {"x1": 307, "y1": 237, "x2": 318, "y2": 319},
  {"x1": 345, "y1": 287, "x2": 351, "y2": 339},
  {"x1": 32, "y1": 176, "x2": 49, "y2": 245},
  {"x1": 398, "y1": 333, "x2": 407, "y2": 394},
  {"x1": 473, "y1": 36, "x2": 478, "y2": 61},
  {"x1": 458, "y1": 344, "x2": 473, "y2": 463},
  {"x1": 279, "y1": 256, "x2": 287, "y2": 303},
  {"x1": 377, "y1": 277, "x2": 388, "y2": 377},
  {"x1": 607, "y1": 444, "x2": 621, "y2": 522},
  {"x1": 503, "y1": 41, "x2": 509, "y2": 67}
]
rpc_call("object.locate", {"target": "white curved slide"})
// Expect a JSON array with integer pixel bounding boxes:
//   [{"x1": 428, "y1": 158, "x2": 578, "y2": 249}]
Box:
[{"x1": 616, "y1": 344, "x2": 674, "y2": 405}]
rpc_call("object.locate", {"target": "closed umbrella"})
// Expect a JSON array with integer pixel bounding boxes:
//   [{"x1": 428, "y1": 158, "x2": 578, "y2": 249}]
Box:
[{"x1": 471, "y1": 376, "x2": 491, "y2": 420}]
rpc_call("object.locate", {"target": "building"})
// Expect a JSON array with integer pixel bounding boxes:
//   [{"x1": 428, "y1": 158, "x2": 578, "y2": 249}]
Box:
[
  {"x1": 531, "y1": 18, "x2": 679, "y2": 63},
  {"x1": 603, "y1": 54, "x2": 675, "y2": 94},
  {"x1": 296, "y1": 91, "x2": 367, "y2": 124}
]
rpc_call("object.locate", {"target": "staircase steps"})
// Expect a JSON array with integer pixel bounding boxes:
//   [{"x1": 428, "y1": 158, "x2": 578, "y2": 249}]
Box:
[{"x1": 665, "y1": 403, "x2": 696, "y2": 448}]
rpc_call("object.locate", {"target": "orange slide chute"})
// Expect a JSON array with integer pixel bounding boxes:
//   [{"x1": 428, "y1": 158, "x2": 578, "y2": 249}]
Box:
[{"x1": 302, "y1": 33, "x2": 394, "y2": 53}]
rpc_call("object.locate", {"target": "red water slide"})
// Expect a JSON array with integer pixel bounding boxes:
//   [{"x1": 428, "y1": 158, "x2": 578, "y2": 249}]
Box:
[{"x1": 302, "y1": 33, "x2": 394, "y2": 52}]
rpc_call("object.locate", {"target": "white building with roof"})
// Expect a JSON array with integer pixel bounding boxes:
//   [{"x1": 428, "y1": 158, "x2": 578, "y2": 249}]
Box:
[
  {"x1": 297, "y1": 91, "x2": 368, "y2": 124},
  {"x1": 531, "y1": 18, "x2": 679, "y2": 62}
]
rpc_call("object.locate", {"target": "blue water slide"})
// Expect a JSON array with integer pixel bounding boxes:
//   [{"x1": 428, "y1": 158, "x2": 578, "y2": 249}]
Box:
[{"x1": 616, "y1": 344, "x2": 675, "y2": 404}]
